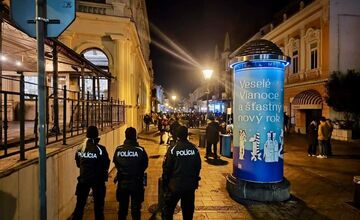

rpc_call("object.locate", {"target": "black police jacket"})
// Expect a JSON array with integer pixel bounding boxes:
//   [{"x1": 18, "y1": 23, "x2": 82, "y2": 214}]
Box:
[
  {"x1": 113, "y1": 139, "x2": 148, "y2": 189},
  {"x1": 75, "y1": 138, "x2": 110, "y2": 184},
  {"x1": 162, "y1": 139, "x2": 201, "y2": 192}
]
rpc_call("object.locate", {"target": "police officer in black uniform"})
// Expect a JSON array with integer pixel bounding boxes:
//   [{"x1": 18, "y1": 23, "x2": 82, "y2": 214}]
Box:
[
  {"x1": 162, "y1": 126, "x2": 202, "y2": 220},
  {"x1": 113, "y1": 127, "x2": 148, "y2": 220},
  {"x1": 71, "y1": 126, "x2": 110, "y2": 220}
]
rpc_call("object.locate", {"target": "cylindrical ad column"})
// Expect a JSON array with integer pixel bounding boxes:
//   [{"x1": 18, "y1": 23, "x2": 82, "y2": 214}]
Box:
[{"x1": 230, "y1": 40, "x2": 290, "y2": 183}]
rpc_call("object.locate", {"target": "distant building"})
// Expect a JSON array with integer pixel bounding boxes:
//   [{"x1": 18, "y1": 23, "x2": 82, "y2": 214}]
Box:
[
  {"x1": 231, "y1": 0, "x2": 360, "y2": 134},
  {"x1": 186, "y1": 33, "x2": 232, "y2": 114}
]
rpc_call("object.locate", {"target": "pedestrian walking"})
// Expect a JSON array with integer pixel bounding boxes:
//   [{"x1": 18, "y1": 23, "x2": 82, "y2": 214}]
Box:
[
  {"x1": 284, "y1": 112, "x2": 289, "y2": 133},
  {"x1": 326, "y1": 119, "x2": 334, "y2": 156},
  {"x1": 113, "y1": 127, "x2": 148, "y2": 220},
  {"x1": 317, "y1": 117, "x2": 330, "y2": 158},
  {"x1": 205, "y1": 115, "x2": 220, "y2": 159},
  {"x1": 162, "y1": 126, "x2": 201, "y2": 220},
  {"x1": 71, "y1": 126, "x2": 110, "y2": 220},
  {"x1": 143, "y1": 114, "x2": 151, "y2": 131},
  {"x1": 307, "y1": 120, "x2": 317, "y2": 156}
]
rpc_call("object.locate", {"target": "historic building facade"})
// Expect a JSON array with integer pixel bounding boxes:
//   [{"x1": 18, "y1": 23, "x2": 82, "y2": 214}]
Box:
[
  {"x1": 60, "y1": 0, "x2": 153, "y2": 131},
  {"x1": 231, "y1": 0, "x2": 360, "y2": 134}
]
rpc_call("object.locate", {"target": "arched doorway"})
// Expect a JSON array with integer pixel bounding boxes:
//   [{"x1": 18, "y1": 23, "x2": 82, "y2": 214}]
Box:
[
  {"x1": 291, "y1": 89, "x2": 323, "y2": 133},
  {"x1": 81, "y1": 48, "x2": 110, "y2": 100}
]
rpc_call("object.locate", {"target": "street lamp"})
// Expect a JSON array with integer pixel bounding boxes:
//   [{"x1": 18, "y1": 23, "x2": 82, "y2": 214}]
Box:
[
  {"x1": 171, "y1": 95, "x2": 177, "y2": 112},
  {"x1": 202, "y1": 69, "x2": 213, "y2": 116}
]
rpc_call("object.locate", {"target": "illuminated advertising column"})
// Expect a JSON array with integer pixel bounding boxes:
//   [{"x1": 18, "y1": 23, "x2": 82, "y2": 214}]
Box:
[
  {"x1": 232, "y1": 62, "x2": 285, "y2": 182},
  {"x1": 227, "y1": 40, "x2": 290, "y2": 201}
]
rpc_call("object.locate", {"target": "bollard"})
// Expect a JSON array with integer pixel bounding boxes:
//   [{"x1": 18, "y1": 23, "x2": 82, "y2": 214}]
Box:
[{"x1": 198, "y1": 131, "x2": 206, "y2": 148}]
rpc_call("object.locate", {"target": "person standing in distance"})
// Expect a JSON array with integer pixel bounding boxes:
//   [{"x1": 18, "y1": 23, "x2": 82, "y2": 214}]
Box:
[
  {"x1": 71, "y1": 126, "x2": 110, "y2": 220},
  {"x1": 113, "y1": 127, "x2": 148, "y2": 220},
  {"x1": 205, "y1": 115, "x2": 220, "y2": 159},
  {"x1": 162, "y1": 126, "x2": 201, "y2": 220}
]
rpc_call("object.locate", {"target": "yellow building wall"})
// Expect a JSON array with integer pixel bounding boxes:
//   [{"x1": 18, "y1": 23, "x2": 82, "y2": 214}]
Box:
[{"x1": 59, "y1": 13, "x2": 151, "y2": 132}]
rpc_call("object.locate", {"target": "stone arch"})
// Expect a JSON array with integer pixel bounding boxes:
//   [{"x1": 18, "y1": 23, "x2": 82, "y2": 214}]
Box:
[
  {"x1": 81, "y1": 47, "x2": 110, "y2": 71},
  {"x1": 74, "y1": 42, "x2": 114, "y2": 68}
]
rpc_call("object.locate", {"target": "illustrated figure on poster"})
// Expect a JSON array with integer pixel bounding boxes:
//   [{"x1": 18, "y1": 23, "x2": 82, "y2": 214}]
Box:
[
  {"x1": 239, "y1": 129, "x2": 246, "y2": 160},
  {"x1": 249, "y1": 132, "x2": 261, "y2": 161},
  {"x1": 278, "y1": 129, "x2": 284, "y2": 159},
  {"x1": 264, "y1": 131, "x2": 279, "y2": 162}
]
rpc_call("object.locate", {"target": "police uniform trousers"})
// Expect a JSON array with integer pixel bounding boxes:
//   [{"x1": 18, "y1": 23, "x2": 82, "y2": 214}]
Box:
[
  {"x1": 116, "y1": 184, "x2": 144, "y2": 220},
  {"x1": 72, "y1": 181, "x2": 106, "y2": 220},
  {"x1": 162, "y1": 190, "x2": 195, "y2": 220}
]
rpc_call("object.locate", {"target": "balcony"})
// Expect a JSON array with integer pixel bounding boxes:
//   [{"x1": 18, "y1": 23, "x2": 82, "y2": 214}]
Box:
[
  {"x1": 286, "y1": 69, "x2": 321, "y2": 84},
  {"x1": 77, "y1": 1, "x2": 129, "y2": 17}
]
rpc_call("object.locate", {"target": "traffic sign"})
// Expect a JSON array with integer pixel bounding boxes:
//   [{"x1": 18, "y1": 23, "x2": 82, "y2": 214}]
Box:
[{"x1": 10, "y1": 0, "x2": 76, "y2": 38}]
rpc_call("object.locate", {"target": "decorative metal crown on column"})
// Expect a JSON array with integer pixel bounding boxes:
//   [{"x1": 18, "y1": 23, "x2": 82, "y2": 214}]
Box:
[{"x1": 230, "y1": 39, "x2": 290, "y2": 67}]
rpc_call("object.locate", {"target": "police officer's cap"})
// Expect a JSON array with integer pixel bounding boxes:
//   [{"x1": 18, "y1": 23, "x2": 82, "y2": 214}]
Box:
[
  {"x1": 177, "y1": 126, "x2": 188, "y2": 140},
  {"x1": 125, "y1": 127, "x2": 137, "y2": 140},
  {"x1": 87, "y1": 126, "x2": 99, "y2": 138}
]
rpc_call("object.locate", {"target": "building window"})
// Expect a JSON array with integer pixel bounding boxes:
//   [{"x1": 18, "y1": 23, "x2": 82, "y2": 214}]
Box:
[
  {"x1": 305, "y1": 28, "x2": 320, "y2": 71},
  {"x1": 310, "y1": 42, "x2": 318, "y2": 69},
  {"x1": 24, "y1": 76, "x2": 38, "y2": 96},
  {"x1": 287, "y1": 38, "x2": 300, "y2": 74},
  {"x1": 82, "y1": 48, "x2": 110, "y2": 100},
  {"x1": 292, "y1": 50, "x2": 299, "y2": 74},
  {"x1": 80, "y1": 77, "x2": 109, "y2": 100}
]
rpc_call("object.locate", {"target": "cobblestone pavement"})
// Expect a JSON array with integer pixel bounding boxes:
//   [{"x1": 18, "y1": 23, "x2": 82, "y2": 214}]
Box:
[{"x1": 83, "y1": 126, "x2": 360, "y2": 220}]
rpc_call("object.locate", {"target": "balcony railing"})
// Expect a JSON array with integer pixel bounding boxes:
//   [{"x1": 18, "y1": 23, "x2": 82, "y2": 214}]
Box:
[
  {"x1": 0, "y1": 75, "x2": 125, "y2": 160},
  {"x1": 286, "y1": 69, "x2": 321, "y2": 84},
  {"x1": 77, "y1": 1, "x2": 112, "y2": 15}
]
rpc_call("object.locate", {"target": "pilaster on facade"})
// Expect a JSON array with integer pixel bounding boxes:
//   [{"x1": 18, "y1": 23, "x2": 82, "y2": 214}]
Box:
[{"x1": 300, "y1": 27, "x2": 306, "y2": 74}]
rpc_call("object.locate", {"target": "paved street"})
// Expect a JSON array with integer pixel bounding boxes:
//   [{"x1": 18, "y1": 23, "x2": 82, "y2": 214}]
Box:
[{"x1": 82, "y1": 126, "x2": 360, "y2": 220}]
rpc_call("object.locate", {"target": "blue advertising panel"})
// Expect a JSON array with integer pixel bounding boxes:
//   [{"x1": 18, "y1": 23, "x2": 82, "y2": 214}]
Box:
[{"x1": 232, "y1": 61, "x2": 285, "y2": 183}]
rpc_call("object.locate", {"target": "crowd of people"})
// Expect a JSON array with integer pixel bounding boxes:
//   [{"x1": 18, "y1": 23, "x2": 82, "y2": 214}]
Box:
[
  {"x1": 307, "y1": 117, "x2": 334, "y2": 158},
  {"x1": 143, "y1": 112, "x2": 233, "y2": 146}
]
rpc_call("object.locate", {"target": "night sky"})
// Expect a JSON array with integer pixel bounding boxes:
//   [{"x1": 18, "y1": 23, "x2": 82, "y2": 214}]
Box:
[{"x1": 146, "y1": 0, "x2": 293, "y2": 98}]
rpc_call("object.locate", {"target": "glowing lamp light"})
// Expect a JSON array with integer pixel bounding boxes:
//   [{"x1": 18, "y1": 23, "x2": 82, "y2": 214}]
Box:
[
  {"x1": 15, "y1": 61, "x2": 22, "y2": 66},
  {"x1": 202, "y1": 69, "x2": 213, "y2": 80},
  {"x1": 171, "y1": 95, "x2": 176, "y2": 101},
  {"x1": 1, "y1": 55, "x2": 7, "y2": 61}
]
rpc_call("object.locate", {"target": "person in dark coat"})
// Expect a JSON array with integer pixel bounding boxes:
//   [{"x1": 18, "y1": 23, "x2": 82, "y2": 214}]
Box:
[
  {"x1": 162, "y1": 126, "x2": 201, "y2": 220},
  {"x1": 143, "y1": 114, "x2": 151, "y2": 131},
  {"x1": 169, "y1": 117, "x2": 181, "y2": 146},
  {"x1": 307, "y1": 120, "x2": 318, "y2": 156},
  {"x1": 205, "y1": 116, "x2": 220, "y2": 159},
  {"x1": 71, "y1": 126, "x2": 110, "y2": 220},
  {"x1": 113, "y1": 127, "x2": 148, "y2": 220}
]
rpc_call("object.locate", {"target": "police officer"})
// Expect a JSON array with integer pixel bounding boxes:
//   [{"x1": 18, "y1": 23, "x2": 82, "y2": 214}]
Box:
[
  {"x1": 71, "y1": 126, "x2": 110, "y2": 220},
  {"x1": 162, "y1": 126, "x2": 201, "y2": 220},
  {"x1": 113, "y1": 127, "x2": 148, "y2": 220}
]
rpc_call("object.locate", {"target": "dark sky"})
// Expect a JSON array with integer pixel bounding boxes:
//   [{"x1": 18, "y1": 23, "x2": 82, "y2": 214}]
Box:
[{"x1": 146, "y1": 0, "x2": 293, "y2": 98}]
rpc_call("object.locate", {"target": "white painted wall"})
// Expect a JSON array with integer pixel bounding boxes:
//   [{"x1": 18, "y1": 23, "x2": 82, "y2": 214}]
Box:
[
  {"x1": 0, "y1": 126, "x2": 125, "y2": 220},
  {"x1": 329, "y1": 0, "x2": 360, "y2": 72}
]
